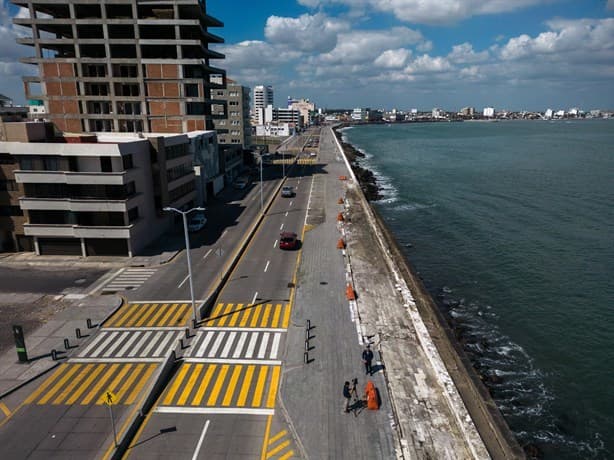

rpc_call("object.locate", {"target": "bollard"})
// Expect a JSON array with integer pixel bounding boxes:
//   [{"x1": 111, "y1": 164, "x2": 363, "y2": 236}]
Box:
[
  {"x1": 86, "y1": 318, "x2": 93, "y2": 329},
  {"x1": 192, "y1": 318, "x2": 198, "y2": 330},
  {"x1": 51, "y1": 349, "x2": 57, "y2": 361},
  {"x1": 305, "y1": 328, "x2": 310, "y2": 342},
  {"x1": 185, "y1": 328, "x2": 190, "y2": 339},
  {"x1": 180, "y1": 338, "x2": 184, "y2": 349},
  {"x1": 307, "y1": 319, "x2": 311, "y2": 330},
  {"x1": 304, "y1": 351, "x2": 309, "y2": 364},
  {"x1": 76, "y1": 328, "x2": 82, "y2": 339},
  {"x1": 304, "y1": 340, "x2": 309, "y2": 352},
  {"x1": 64, "y1": 338, "x2": 70, "y2": 350}
]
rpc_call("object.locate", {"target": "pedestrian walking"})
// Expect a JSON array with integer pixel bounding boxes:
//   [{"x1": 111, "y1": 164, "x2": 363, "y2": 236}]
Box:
[
  {"x1": 362, "y1": 344, "x2": 374, "y2": 375},
  {"x1": 343, "y1": 381, "x2": 352, "y2": 413}
]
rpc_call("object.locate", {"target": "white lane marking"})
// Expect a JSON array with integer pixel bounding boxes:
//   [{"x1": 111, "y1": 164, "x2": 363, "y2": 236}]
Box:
[
  {"x1": 194, "y1": 331, "x2": 215, "y2": 357},
  {"x1": 69, "y1": 357, "x2": 164, "y2": 364},
  {"x1": 257, "y1": 332, "x2": 270, "y2": 359},
  {"x1": 305, "y1": 173, "x2": 316, "y2": 226},
  {"x1": 183, "y1": 358, "x2": 281, "y2": 366},
  {"x1": 102, "y1": 332, "x2": 129, "y2": 357},
  {"x1": 273, "y1": 240, "x2": 278, "y2": 248},
  {"x1": 270, "y1": 333, "x2": 281, "y2": 359},
  {"x1": 105, "y1": 327, "x2": 187, "y2": 332},
  {"x1": 79, "y1": 331, "x2": 109, "y2": 356},
  {"x1": 142, "y1": 331, "x2": 165, "y2": 356},
  {"x1": 192, "y1": 419, "x2": 210, "y2": 460},
  {"x1": 251, "y1": 292, "x2": 258, "y2": 304},
  {"x1": 245, "y1": 333, "x2": 258, "y2": 358},
  {"x1": 220, "y1": 230, "x2": 228, "y2": 239},
  {"x1": 203, "y1": 249, "x2": 212, "y2": 259},
  {"x1": 285, "y1": 212, "x2": 288, "y2": 217},
  {"x1": 178, "y1": 274, "x2": 190, "y2": 289},
  {"x1": 209, "y1": 331, "x2": 226, "y2": 356},
  {"x1": 264, "y1": 260, "x2": 270, "y2": 272},
  {"x1": 280, "y1": 223, "x2": 284, "y2": 230},
  {"x1": 200, "y1": 326, "x2": 286, "y2": 333},
  {"x1": 220, "y1": 331, "x2": 237, "y2": 358},
  {"x1": 129, "y1": 331, "x2": 153, "y2": 357},
  {"x1": 154, "y1": 332, "x2": 178, "y2": 356},
  {"x1": 155, "y1": 407, "x2": 274, "y2": 416},
  {"x1": 90, "y1": 331, "x2": 120, "y2": 358},
  {"x1": 289, "y1": 201, "x2": 293, "y2": 206},
  {"x1": 233, "y1": 332, "x2": 248, "y2": 358},
  {"x1": 117, "y1": 331, "x2": 143, "y2": 357}
]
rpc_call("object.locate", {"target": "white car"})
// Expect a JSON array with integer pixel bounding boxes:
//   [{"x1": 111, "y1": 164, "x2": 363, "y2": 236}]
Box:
[{"x1": 188, "y1": 213, "x2": 207, "y2": 232}]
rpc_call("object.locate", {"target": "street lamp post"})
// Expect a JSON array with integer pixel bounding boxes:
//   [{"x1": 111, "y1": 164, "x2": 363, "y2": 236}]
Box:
[
  {"x1": 259, "y1": 151, "x2": 264, "y2": 212},
  {"x1": 163, "y1": 206, "x2": 205, "y2": 329}
]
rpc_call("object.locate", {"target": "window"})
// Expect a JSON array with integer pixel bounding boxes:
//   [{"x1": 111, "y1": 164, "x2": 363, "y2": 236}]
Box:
[
  {"x1": 101, "y1": 157, "x2": 113, "y2": 172},
  {"x1": 43, "y1": 157, "x2": 59, "y2": 171},
  {"x1": 0, "y1": 153, "x2": 15, "y2": 164},
  {"x1": 229, "y1": 91, "x2": 239, "y2": 97},
  {"x1": 218, "y1": 120, "x2": 226, "y2": 126},
  {"x1": 20, "y1": 158, "x2": 33, "y2": 170},
  {"x1": 125, "y1": 181, "x2": 136, "y2": 198},
  {"x1": 228, "y1": 101, "x2": 238, "y2": 106},
  {"x1": 185, "y1": 84, "x2": 199, "y2": 97},
  {"x1": 231, "y1": 120, "x2": 240, "y2": 125},
  {"x1": 230, "y1": 111, "x2": 239, "y2": 117},
  {"x1": 216, "y1": 90, "x2": 224, "y2": 96},
  {"x1": 128, "y1": 207, "x2": 139, "y2": 223},
  {"x1": 122, "y1": 155, "x2": 134, "y2": 170},
  {"x1": 0, "y1": 180, "x2": 18, "y2": 191}
]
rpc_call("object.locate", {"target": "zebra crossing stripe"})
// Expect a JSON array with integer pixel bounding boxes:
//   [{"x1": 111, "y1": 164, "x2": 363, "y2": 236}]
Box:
[
  {"x1": 141, "y1": 331, "x2": 164, "y2": 356},
  {"x1": 195, "y1": 331, "x2": 215, "y2": 357},
  {"x1": 163, "y1": 364, "x2": 190, "y2": 406},
  {"x1": 154, "y1": 331, "x2": 178, "y2": 356},
  {"x1": 270, "y1": 334, "x2": 281, "y2": 359},
  {"x1": 237, "y1": 365, "x2": 255, "y2": 407},
  {"x1": 135, "y1": 304, "x2": 157, "y2": 327},
  {"x1": 102, "y1": 331, "x2": 127, "y2": 358},
  {"x1": 220, "y1": 332, "x2": 237, "y2": 358},
  {"x1": 52, "y1": 363, "x2": 92, "y2": 405},
  {"x1": 178, "y1": 363, "x2": 203, "y2": 406},
  {"x1": 245, "y1": 333, "x2": 258, "y2": 358},
  {"x1": 207, "y1": 364, "x2": 230, "y2": 406},
  {"x1": 209, "y1": 331, "x2": 226, "y2": 356},
  {"x1": 222, "y1": 365, "x2": 243, "y2": 407},
  {"x1": 65, "y1": 364, "x2": 106, "y2": 405},
  {"x1": 233, "y1": 332, "x2": 249, "y2": 358},
  {"x1": 192, "y1": 364, "x2": 216, "y2": 406},
  {"x1": 97, "y1": 364, "x2": 132, "y2": 405},
  {"x1": 159, "y1": 303, "x2": 180, "y2": 325},
  {"x1": 90, "y1": 331, "x2": 120, "y2": 358},
  {"x1": 252, "y1": 366, "x2": 269, "y2": 407},
  {"x1": 117, "y1": 331, "x2": 143, "y2": 357},
  {"x1": 82, "y1": 363, "x2": 120, "y2": 405},
  {"x1": 257, "y1": 333, "x2": 270, "y2": 359},
  {"x1": 147, "y1": 303, "x2": 169, "y2": 327}
]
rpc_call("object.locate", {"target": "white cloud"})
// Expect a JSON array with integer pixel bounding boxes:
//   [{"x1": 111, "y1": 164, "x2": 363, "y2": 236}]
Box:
[
  {"x1": 299, "y1": 0, "x2": 547, "y2": 25},
  {"x1": 374, "y1": 48, "x2": 411, "y2": 68},
  {"x1": 447, "y1": 43, "x2": 490, "y2": 64},
  {"x1": 404, "y1": 54, "x2": 453, "y2": 74},
  {"x1": 264, "y1": 13, "x2": 348, "y2": 53}
]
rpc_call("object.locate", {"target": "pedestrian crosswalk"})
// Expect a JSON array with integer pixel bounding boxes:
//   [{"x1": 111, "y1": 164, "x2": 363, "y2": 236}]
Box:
[
  {"x1": 102, "y1": 268, "x2": 156, "y2": 293},
  {"x1": 265, "y1": 430, "x2": 296, "y2": 460},
  {"x1": 105, "y1": 302, "x2": 192, "y2": 328},
  {"x1": 24, "y1": 362, "x2": 157, "y2": 406},
  {"x1": 158, "y1": 363, "x2": 280, "y2": 409},
  {"x1": 187, "y1": 330, "x2": 283, "y2": 361},
  {"x1": 204, "y1": 303, "x2": 291, "y2": 329},
  {"x1": 77, "y1": 329, "x2": 184, "y2": 359}
]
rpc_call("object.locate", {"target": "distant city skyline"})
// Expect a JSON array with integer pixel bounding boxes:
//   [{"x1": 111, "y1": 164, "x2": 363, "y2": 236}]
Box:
[{"x1": 1, "y1": 1, "x2": 614, "y2": 111}]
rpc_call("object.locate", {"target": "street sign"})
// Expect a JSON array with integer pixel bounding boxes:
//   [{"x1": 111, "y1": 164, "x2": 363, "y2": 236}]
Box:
[{"x1": 103, "y1": 391, "x2": 117, "y2": 406}]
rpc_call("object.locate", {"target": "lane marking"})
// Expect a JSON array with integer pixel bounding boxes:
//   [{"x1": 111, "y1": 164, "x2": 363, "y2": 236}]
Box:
[
  {"x1": 0, "y1": 402, "x2": 11, "y2": 417},
  {"x1": 203, "y1": 249, "x2": 212, "y2": 259},
  {"x1": 289, "y1": 201, "x2": 293, "y2": 206},
  {"x1": 178, "y1": 274, "x2": 190, "y2": 289},
  {"x1": 273, "y1": 240, "x2": 278, "y2": 248},
  {"x1": 192, "y1": 419, "x2": 210, "y2": 460},
  {"x1": 221, "y1": 230, "x2": 228, "y2": 239},
  {"x1": 252, "y1": 291, "x2": 258, "y2": 304},
  {"x1": 279, "y1": 224, "x2": 284, "y2": 230},
  {"x1": 155, "y1": 406, "x2": 274, "y2": 416},
  {"x1": 69, "y1": 357, "x2": 164, "y2": 364},
  {"x1": 182, "y1": 358, "x2": 283, "y2": 366},
  {"x1": 285, "y1": 212, "x2": 288, "y2": 217},
  {"x1": 264, "y1": 261, "x2": 270, "y2": 272}
]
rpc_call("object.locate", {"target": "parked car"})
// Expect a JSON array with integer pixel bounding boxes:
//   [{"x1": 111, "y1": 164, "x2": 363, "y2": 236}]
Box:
[
  {"x1": 233, "y1": 176, "x2": 249, "y2": 190},
  {"x1": 279, "y1": 231, "x2": 298, "y2": 250},
  {"x1": 281, "y1": 185, "x2": 295, "y2": 197},
  {"x1": 188, "y1": 213, "x2": 207, "y2": 232}
]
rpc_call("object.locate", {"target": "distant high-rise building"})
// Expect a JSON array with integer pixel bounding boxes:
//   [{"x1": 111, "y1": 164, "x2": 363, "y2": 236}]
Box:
[
  {"x1": 211, "y1": 79, "x2": 252, "y2": 148},
  {"x1": 253, "y1": 85, "x2": 274, "y2": 124},
  {"x1": 483, "y1": 107, "x2": 495, "y2": 118},
  {"x1": 12, "y1": 0, "x2": 226, "y2": 134}
]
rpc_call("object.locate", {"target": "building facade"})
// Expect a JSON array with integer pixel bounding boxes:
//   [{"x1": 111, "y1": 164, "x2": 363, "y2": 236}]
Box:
[
  {"x1": 212, "y1": 81, "x2": 252, "y2": 148},
  {"x1": 12, "y1": 0, "x2": 226, "y2": 134},
  {"x1": 0, "y1": 122, "x2": 218, "y2": 256},
  {"x1": 253, "y1": 85, "x2": 273, "y2": 125},
  {"x1": 287, "y1": 97, "x2": 315, "y2": 126}
]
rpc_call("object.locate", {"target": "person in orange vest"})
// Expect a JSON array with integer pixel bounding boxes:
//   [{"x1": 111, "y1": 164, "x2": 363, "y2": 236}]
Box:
[{"x1": 362, "y1": 344, "x2": 374, "y2": 375}]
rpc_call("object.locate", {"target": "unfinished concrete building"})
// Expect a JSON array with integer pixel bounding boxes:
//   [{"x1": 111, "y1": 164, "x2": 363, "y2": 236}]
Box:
[{"x1": 12, "y1": 0, "x2": 226, "y2": 134}]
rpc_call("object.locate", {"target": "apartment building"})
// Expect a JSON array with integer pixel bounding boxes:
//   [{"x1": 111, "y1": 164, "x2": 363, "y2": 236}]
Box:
[
  {"x1": 212, "y1": 80, "x2": 252, "y2": 147},
  {"x1": 287, "y1": 97, "x2": 315, "y2": 126},
  {"x1": 253, "y1": 85, "x2": 273, "y2": 125},
  {"x1": 0, "y1": 121, "x2": 218, "y2": 256},
  {"x1": 12, "y1": 0, "x2": 226, "y2": 134}
]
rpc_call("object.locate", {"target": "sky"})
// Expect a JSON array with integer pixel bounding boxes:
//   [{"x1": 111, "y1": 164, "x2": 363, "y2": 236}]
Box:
[{"x1": 1, "y1": 0, "x2": 614, "y2": 111}]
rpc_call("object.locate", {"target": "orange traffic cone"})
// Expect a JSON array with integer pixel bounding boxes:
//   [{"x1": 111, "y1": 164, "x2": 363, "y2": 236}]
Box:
[
  {"x1": 346, "y1": 283, "x2": 356, "y2": 300},
  {"x1": 365, "y1": 381, "x2": 379, "y2": 410}
]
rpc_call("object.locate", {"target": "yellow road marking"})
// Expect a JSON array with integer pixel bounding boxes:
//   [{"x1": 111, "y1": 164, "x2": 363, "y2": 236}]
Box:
[
  {"x1": 169, "y1": 303, "x2": 189, "y2": 326},
  {"x1": 178, "y1": 364, "x2": 203, "y2": 405},
  {"x1": 24, "y1": 364, "x2": 66, "y2": 404},
  {"x1": 146, "y1": 303, "x2": 169, "y2": 327},
  {"x1": 217, "y1": 304, "x2": 234, "y2": 327},
  {"x1": 260, "y1": 415, "x2": 273, "y2": 460},
  {"x1": 0, "y1": 402, "x2": 10, "y2": 417},
  {"x1": 125, "y1": 364, "x2": 156, "y2": 405},
  {"x1": 125, "y1": 303, "x2": 150, "y2": 327},
  {"x1": 206, "y1": 303, "x2": 224, "y2": 324},
  {"x1": 222, "y1": 365, "x2": 243, "y2": 406},
  {"x1": 192, "y1": 364, "x2": 217, "y2": 406},
  {"x1": 115, "y1": 363, "x2": 145, "y2": 402},
  {"x1": 97, "y1": 364, "x2": 132, "y2": 405},
  {"x1": 268, "y1": 430, "x2": 287, "y2": 445},
  {"x1": 260, "y1": 304, "x2": 272, "y2": 327},
  {"x1": 252, "y1": 366, "x2": 269, "y2": 407},
  {"x1": 237, "y1": 365, "x2": 255, "y2": 407},
  {"x1": 267, "y1": 440, "x2": 291, "y2": 459},
  {"x1": 135, "y1": 304, "x2": 156, "y2": 327},
  {"x1": 82, "y1": 364, "x2": 119, "y2": 405},
  {"x1": 159, "y1": 303, "x2": 179, "y2": 326},
  {"x1": 109, "y1": 303, "x2": 139, "y2": 327},
  {"x1": 281, "y1": 304, "x2": 291, "y2": 328},
  {"x1": 228, "y1": 303, "x2": 243, "y2": 327},
  {"x1": 279, "y1": 450, "x2": 295, "y2": 460},
  {"x1": 38, "y1": 364, "x2": 83, "y2": 405},
  {"x1": 271, "y1": 305, "x2": 282, "y2": 328},
  {"x1": 163, "y1": 363, "x2": 190, "y2": 405},
  {"x1": 207, "y1": 364, "x2": 229, "y2": 406},
  {"x1": 266, "y1": 366, "x2": 281, "y2": 409},
  {"x1": 250, "y1": 305, "x2": 262, "y2": 328},
  {"x1": 65, "y1": 363, "x2": 106, "y2": 405},
  {"x1": 239, "y1": 306, "x2": 253, "y2": 327},
  {"x1": 52, "y1": 363, "x2": 94, "y2": 405}
]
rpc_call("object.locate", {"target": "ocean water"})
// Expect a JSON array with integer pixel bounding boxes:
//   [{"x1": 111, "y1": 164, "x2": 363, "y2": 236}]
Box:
[{"x1": 341, "y1": 120, "x2": 614, "y2": 459}]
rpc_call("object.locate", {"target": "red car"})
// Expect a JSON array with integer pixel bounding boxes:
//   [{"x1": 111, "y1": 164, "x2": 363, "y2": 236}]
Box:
[{"x1": 279, "y1": 232, "x2": 298, "y2": 250}]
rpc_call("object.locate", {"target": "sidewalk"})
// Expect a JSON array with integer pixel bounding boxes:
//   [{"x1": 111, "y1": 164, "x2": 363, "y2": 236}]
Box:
[{"x1": 0, "y1": 294, "x2": 123, "y2": 397}]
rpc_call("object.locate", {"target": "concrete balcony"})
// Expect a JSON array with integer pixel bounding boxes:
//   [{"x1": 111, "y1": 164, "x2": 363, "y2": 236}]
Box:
[
  {"x1": 24, "y1": 224, "x2": 132, "y2": 239},
  {"x1": 15, "y1": 170, "x2": 131, "y2": 185},
  {"x1": 19, "y1": 197, "x2": 131, "y2": 213}
]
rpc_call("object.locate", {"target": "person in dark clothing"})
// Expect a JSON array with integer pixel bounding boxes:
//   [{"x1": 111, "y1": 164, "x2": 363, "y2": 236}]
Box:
[
  {"x1": 343, "y1": 381, "x2": 352, "y2": 413},
  {"x1": 362, "y1": 344, "x2": 374, "y2": 375}
]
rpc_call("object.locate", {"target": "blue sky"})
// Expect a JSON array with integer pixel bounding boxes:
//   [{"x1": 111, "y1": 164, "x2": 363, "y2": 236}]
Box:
[{"x1": 1, "y1": 0, "x2": 614, "y2": 111}]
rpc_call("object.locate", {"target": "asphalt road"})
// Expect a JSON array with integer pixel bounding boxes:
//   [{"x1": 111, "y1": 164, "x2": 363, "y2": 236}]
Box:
[{"x1": 0, "y1": 266, "x2": 107, "y2": 294}]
